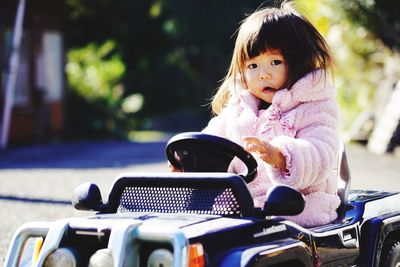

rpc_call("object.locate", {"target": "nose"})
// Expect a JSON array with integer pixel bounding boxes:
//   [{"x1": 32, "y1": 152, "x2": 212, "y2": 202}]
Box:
[{"x1": 259, "y1": 67, "x2": 271, "y2": 80}]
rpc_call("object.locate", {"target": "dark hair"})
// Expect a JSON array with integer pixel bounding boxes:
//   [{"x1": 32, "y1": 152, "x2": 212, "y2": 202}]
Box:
[
  {"x1": 242, "y1": 2, "x2": 332, "y2": 88},
  {"x1": 212, "y1": 1, "x2": 333, "y2": 114}
]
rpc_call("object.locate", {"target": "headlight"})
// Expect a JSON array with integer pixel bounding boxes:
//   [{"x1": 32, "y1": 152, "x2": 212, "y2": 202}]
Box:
[
  {"x1": 44, "y1": 248, "x2": 77, "y2": 267},
  {"x1": 89, "y1": 248, "x2": 114, "y2": 267},
  {"x1": 147, "y1": 248, "x2": 173, "y2": 267},
  {"x1": 17, "y1": 237, "x2": 44, "y2": 266}
]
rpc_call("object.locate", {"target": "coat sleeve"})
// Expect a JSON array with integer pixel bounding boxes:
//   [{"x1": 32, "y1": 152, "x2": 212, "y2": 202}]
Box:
[
  {"x1": 201, "y1": 106, "x2": 233, "y2": 137},
  {"x1": 267, "y1": 100, "x2": 340, "y2": 190},
  {"x1": 202, "y1": 115, "x2": 225, "y2": 136}
]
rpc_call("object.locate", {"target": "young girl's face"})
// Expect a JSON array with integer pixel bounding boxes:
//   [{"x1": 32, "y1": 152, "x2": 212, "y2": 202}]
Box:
[{"x1": 243, "y1": 49, "x2": 288, "y2": 104}]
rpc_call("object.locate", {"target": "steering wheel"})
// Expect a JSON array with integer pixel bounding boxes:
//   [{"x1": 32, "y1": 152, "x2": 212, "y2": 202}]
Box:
[{"x1": 165, "y1": 132, "x2": 258, "y2": 183}]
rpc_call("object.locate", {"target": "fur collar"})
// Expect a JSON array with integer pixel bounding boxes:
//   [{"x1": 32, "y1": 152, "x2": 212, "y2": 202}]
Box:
[{"x1": 233, "y1": 70, "x2": 335, "y2": 113}]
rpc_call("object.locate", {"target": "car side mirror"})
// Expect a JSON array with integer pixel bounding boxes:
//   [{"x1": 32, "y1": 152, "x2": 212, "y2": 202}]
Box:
[
  {"x1": 72, "y1": 183, "x2": 104, "y2": 211},
  {"x1": 263, "y1": 185, "x2": 304, "y2": 216}
]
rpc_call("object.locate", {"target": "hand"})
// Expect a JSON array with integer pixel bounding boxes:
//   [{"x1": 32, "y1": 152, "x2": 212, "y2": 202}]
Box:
[
  {"x1": 242, "y1": 136, "x2": 287, "y2": 171},
  {"x1": 168, "y1": 161, "x2": 182, "y2": 172}
]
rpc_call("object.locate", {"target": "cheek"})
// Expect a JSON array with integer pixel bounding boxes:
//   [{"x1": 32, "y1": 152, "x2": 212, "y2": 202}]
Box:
[
  {"x1": 278, "y1": 70, "x2": 288, "y2": 85},
  {"x1": 244, "y1": 71, "x2": 256, "y2": 84},
  {"x1": 282, "y1": 68, "x2": 289, "y2": 81},
  {"x1": 241, "y1": 73, "x2": 249, "y2": 88}
]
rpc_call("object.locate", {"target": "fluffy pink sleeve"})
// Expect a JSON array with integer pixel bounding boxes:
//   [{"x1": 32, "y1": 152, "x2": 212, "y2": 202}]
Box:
[
  {"x1": 202, "y1": 113, "x2": 226, "y2": 136},
  {"x1": 267, "y1": 100, "x2": 340, "y2": 190}
]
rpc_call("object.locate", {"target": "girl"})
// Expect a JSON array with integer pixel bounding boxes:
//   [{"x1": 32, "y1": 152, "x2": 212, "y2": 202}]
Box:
[{"x1": 202, "y1": 2, "x2": 341, "y2": 227}]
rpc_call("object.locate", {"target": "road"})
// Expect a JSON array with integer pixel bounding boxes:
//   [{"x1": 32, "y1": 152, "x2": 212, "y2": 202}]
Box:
[{"x1": 1, "y1": 140, "x2": 400, "y2": 263}]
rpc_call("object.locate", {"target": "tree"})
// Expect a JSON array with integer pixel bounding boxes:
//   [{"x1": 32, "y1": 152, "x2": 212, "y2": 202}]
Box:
[
  {"x1": 337, "y1": 0, "x2": 400, "y2": 153},
  {"x1": 339, "y1": 0, "x2": 400, "y2": 52},
  {"x1": 64, "y1": 0, "x2": 264, "y2": 137}
]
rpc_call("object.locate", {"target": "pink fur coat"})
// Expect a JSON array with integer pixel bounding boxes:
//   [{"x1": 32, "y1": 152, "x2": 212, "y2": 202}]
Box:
[{"x1": 203, "y1": 70, "x2": 341, "y2": 227}]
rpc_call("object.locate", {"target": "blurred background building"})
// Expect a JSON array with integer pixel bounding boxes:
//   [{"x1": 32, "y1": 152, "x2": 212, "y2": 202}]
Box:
[{"x1": 0, "y1": 0, "x2": 65, "y2": 145}]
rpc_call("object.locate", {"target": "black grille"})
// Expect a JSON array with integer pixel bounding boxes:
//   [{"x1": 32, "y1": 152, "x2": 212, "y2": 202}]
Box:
[{"x1": 118, "y1": 186, "x2": 242, "y2": 216}]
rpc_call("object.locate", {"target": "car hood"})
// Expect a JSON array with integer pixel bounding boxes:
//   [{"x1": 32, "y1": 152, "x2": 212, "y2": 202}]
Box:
[{"x1": 68, "y1": 212, "x2": 254, "y2": 239}]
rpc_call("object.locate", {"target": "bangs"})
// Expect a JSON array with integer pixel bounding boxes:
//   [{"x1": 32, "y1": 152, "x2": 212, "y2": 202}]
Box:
[{"x1": 240, "y1": 12, "x2": 290, "y2": 62}]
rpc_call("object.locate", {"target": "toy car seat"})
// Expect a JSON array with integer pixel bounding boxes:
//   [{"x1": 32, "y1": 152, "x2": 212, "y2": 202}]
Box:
[{"x1": 336, "y1": 142, "x2": 351, "y2": 217}]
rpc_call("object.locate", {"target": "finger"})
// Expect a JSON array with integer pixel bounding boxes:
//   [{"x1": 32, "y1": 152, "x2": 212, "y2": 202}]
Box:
[
  {"x1": 168, "y1": 161, "x2": 181, "y2": 172},
  {"x1": 258, "y1": 152, "x2": 272, "y2": 163},
  {"x1": 245, "y1": 142, "x2": 268, "y2": 154},
  {"x1": 243, "y1": 137, "x2": 267, "y2": 148},
  {"x1": 243, "y1": 141, "x2": 261, "y2": 151},
  {"x1": 247, "y1": 147, "x2": 267, "y2": 158},
  {"x1": 242, "y1": 136, "x2": 262, "y2": 143}
]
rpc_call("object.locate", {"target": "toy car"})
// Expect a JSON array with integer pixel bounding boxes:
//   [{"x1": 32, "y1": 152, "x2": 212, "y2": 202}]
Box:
[{"x1": 4, "y1": 132, "x2": 400, "y2": 267}]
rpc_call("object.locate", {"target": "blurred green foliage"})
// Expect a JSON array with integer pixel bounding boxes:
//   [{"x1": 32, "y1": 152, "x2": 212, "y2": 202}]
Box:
[
  {"x1": 338, "y1": 0, "x2": 400, "y2": 52},
  {"x1": 65, "y1": 40, "x2": 143, "y2": 138},
  {"x1": 296, "y1": 0, "x2": 397, "y2": 129},
  {"x1": 64, "y1": 0, "x2": 399, "y2": 137},
  {"x1": 64, "y1": 0, "x2": 264, "y2": 138},
  {"x1": 67, "y1": 40, "x2": 125, "y2": 105}
]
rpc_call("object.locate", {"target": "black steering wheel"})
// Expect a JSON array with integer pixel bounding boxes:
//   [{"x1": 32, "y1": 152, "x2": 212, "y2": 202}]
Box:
[{"x1": 165, "y1": 132, "x2": 258, "y2": 183}]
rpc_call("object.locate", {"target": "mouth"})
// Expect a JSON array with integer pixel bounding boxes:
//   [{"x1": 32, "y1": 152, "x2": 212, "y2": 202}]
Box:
[{"x1": 262, "y1": 86, "x2": 276, "y2": 93}]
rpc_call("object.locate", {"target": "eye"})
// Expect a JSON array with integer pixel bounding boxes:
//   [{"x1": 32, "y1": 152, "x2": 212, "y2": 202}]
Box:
[
  {"x1": 247, "y1": 63, "x2": 257, "y2": 69},
  {"x1": 271, "y1": 60, "x2": 282, "y2": 66}
]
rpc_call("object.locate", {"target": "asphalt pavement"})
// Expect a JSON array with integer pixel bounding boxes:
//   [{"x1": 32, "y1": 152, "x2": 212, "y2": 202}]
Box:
[
  {"x1": 0, "y1": 139, "x2": 400, "y2": 263},
  {"x1": 0, "y1": 139, "x2": 170, "y2": 263}
]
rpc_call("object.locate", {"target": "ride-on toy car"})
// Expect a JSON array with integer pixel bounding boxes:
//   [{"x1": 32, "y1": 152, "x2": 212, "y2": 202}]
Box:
[{"x1": 4, "y1": 132, "x2": 400, "y2": 267}]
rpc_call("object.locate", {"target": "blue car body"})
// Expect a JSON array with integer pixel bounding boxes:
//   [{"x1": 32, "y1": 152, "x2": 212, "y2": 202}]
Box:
[
  {"x1": 4, "y1": 133, "x2": 400, "y2": 267},
  {"x1": 5, "y1": 173, "x2": 400, "y2": 267}
]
